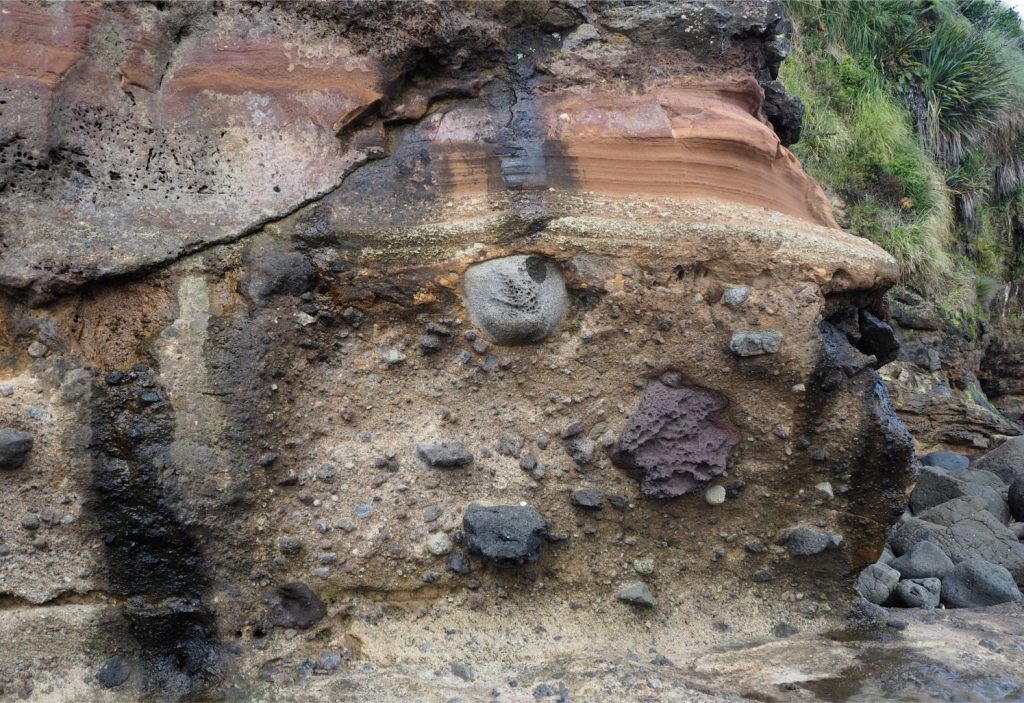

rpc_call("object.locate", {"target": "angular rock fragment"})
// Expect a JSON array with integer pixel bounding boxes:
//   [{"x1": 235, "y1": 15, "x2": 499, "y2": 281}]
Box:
[
  {"x1": 721, "y1": 285, "x2": 751, "y2": 307},
  {"x1": 819, "y1": 321, "x2": 876, "y2": 377},
  {"x1": 857, "y1": 562, "x2": 900, "y2": 605},
  {"x1": 571, "y1": 488, "x2": 603, "y2": 510},
  {"x1": 895, "y1": 578, "x2": 941, "y2": 609},
  {"x1": 463, "y1": 503, "x2": 548, "y2": 568},
  {"x1": 611, "y1": 375, "x2": 738, "y2": 498},
  {"x1": 416, "y1": 442, "x2": 473, "y2": 468},
  {"x1": 941, "y1": 559, "x2": 1023, "y2": 608},
  {"x1": 0, "y1": 428, "x2": 33, "y2": 470},
  {"x1": 461, "y1": 255, "x2": 567, "y2": 345},
  {"x1": 858, "y1": 310, "x2": 900, "y2": 367},
  {"x1": 618, "y1": 581, "x2": 657, "y2": 608},
  {"x1": 785, "y1": 527, "x2": 842, "y2": 556},
  {"x1": 728, "y1": 330, "x2": 783, "y2": 356},
  {"x1": 266, "y1": 582, "x2": 327, "y2": 630}
]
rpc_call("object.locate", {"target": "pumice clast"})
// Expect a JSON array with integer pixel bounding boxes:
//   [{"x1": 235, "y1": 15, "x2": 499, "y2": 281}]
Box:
[{"x1": 461, "y1": 254, "x2": 568, "y2": 345}]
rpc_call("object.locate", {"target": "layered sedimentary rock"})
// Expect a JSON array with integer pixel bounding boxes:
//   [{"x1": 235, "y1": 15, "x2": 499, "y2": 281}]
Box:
[{"x1": 0, "y1": 2, "x2": 916, "y2": 701}]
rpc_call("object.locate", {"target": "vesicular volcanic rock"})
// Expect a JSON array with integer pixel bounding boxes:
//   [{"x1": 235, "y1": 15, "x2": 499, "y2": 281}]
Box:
[
  {"x1": 0, "y1": 2, "x2": 924, "y2": 701},
  {"x1": 612, "y1": 375, "x2": 740, "y2": 498}
]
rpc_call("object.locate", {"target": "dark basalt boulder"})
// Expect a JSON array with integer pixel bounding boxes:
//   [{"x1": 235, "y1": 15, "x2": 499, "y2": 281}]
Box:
[
  {"x1": 611, "y1": 374, "x2": 739, "y2": 498},
  {"x1": 0, "y1": 428, "x2": 34, "y2": 470},
  {"x1": 463, "y1": 503, "x2": 548, "y2": 568},
  {"x1": 266, "y1": 582, "x2": 327, "y2": 630}
]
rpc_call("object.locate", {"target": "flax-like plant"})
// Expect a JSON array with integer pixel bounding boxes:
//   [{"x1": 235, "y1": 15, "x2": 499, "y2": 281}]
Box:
[{"x1": 921, "y1": 20, "x2": 1010, "y2": 164}]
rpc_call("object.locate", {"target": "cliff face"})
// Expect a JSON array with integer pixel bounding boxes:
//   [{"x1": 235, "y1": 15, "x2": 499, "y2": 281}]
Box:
[{"x1": 0, "y1": 3, "x2": 915, "y2": 701}]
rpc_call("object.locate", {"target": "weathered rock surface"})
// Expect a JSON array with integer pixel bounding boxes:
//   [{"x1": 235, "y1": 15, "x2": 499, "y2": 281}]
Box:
[
  {"x1": 891, "y1": 498, "x2": 1024, "y2": 585},
  {"x1": 972, "y1": 436, "x2": 1024, "y2": 484},
  {"x1": 0, "y1": 1, "x2": 927, "y2": 700},
  {"x1": 941, "y1": 559, "x2": 1023, "y2": 608},
  {"x1": 0, "y1": 428, "x2": 33, "y2": 469},
  {"x1": 889, "y1": 540, "x2": 954, "y2": 580},
  {"x1": 611, "y1": 376, "x2": 739, "y2": 498},
  {"x1": 463, "y1": 503, "x2": 549, "y2": 568},
  {"x1": 462, "y1": 255, "x2": 568, "y2": 345},
  {"x1": 910, "y1": 465, "x2": 1009, "y2": 523},
  {"x1": 856, "y1": 562, "x2": 900, "y2": 605},
  {"x1": 895, "y1": 577, "x2": 941, "y2": 609}
]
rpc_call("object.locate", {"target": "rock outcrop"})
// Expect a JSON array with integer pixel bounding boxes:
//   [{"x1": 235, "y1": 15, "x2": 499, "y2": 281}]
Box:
[{"x1": 0, "y1": 2, "x2": 918, "y2": 701}]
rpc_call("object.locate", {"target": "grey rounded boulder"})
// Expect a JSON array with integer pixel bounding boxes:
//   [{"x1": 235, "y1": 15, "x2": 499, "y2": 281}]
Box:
[
  {"x1": 856, "y1": 562, "x2": 900, "y2": 605},
  {"x1": 461, "y1": 255, "x2": 568, "y2": 345},
  {"x1": 463, "y1": 503, "x2": 549, "y2": 568},
  {"x1": 941, "y1": 558, "x2": 1023, "y2": 608},
  {"x1": 895, "y1": 578, "x2": 941, "y2": 609},
  {"x1": 889, "y1": 540, "x2": 954, "y2": 580}
]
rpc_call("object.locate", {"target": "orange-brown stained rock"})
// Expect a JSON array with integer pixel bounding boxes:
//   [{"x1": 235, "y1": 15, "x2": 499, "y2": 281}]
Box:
[
  {"x1": 544, "y1": 79, "x2": 838, "y2": 228},
  {"x1": 0, "y1": 3, "x2": 100, "y2": 87}
]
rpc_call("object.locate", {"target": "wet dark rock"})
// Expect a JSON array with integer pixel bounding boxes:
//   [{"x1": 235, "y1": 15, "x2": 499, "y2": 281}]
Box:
[
  {"x1": 461, "y1": 255, "x2": 568, "y2": 345},
  {"x1": 241, "y1": 241, "x2": 315, "y2": 302},
  {"x1": 617, "y1": 581, "x2": 656, "y2": 608},
  {"x1": 728, "y1": 330, "x2": 783, "y2": 356},
  {"x1": 895, "y1": 578, "x2": 941, "y2": 609},
  {"x1": 761, "y1": 79, "x2": 803, "y2": 146},
  {"x1": 0, "y1": 428, "x2": 33, "y2": 470},
  {"x1": 820, "y1": 321, "x2": 876, "y2": 377},
  {"x1": 857, "y1": 310, "x2": 900, "y2": 367},
  {"x1": 920, "y1": 451, "x2": 969, "y2": 472},
  {"x1": 446, "y1": 551, "x2": 471, "y2": 575},
  {"x1": 785, "y1": 527, "x2": 842, "y2": 556},
  {"x1": 1009, "y1": 478, "x2": 1024, "y2": 522},
  {"x1": 751, "y1": 568, "x2": 776, "y2": 582},
  {"x1": 856, "y1": 562, "x2": 900, "y2": 604},
  {"x1": 96, "y1": 656, "x2": 130, "y2": 689},
  {"x1": 971, "y1": 436, "x2": 1024, "y2": 484},
  {"x1": 889, "y1": 541, "x2": 954, "y2": 580},
  {"x1": 571, "y1": 488, "x2": 603, "y2": 510},
  {"x1": 463, "y1": 503, "x2": 548, "y2": 568},
  {"x1": 416, "y1": 441, "x2": 473, "y2": 468},
  {"x1": 941, "y1": 558, "x2": 1023, "y2": 608},
  {"x1": 611, "y1": 376, "x2": 738, "y2": 498},
  {"x1": 266, "y1": 582, "x2": 327, "y2": 630}
]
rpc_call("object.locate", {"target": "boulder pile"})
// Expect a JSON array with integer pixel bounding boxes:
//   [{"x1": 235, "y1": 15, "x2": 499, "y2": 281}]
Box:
[{"x1": 858, "y1": 436, "x2": 1024, "y2": 608}]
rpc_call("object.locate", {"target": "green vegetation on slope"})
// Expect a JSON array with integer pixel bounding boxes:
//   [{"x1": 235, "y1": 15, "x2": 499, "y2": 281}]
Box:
[{"x1": 782, "y1": 0, "x2": 1024, "y2": 321}]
